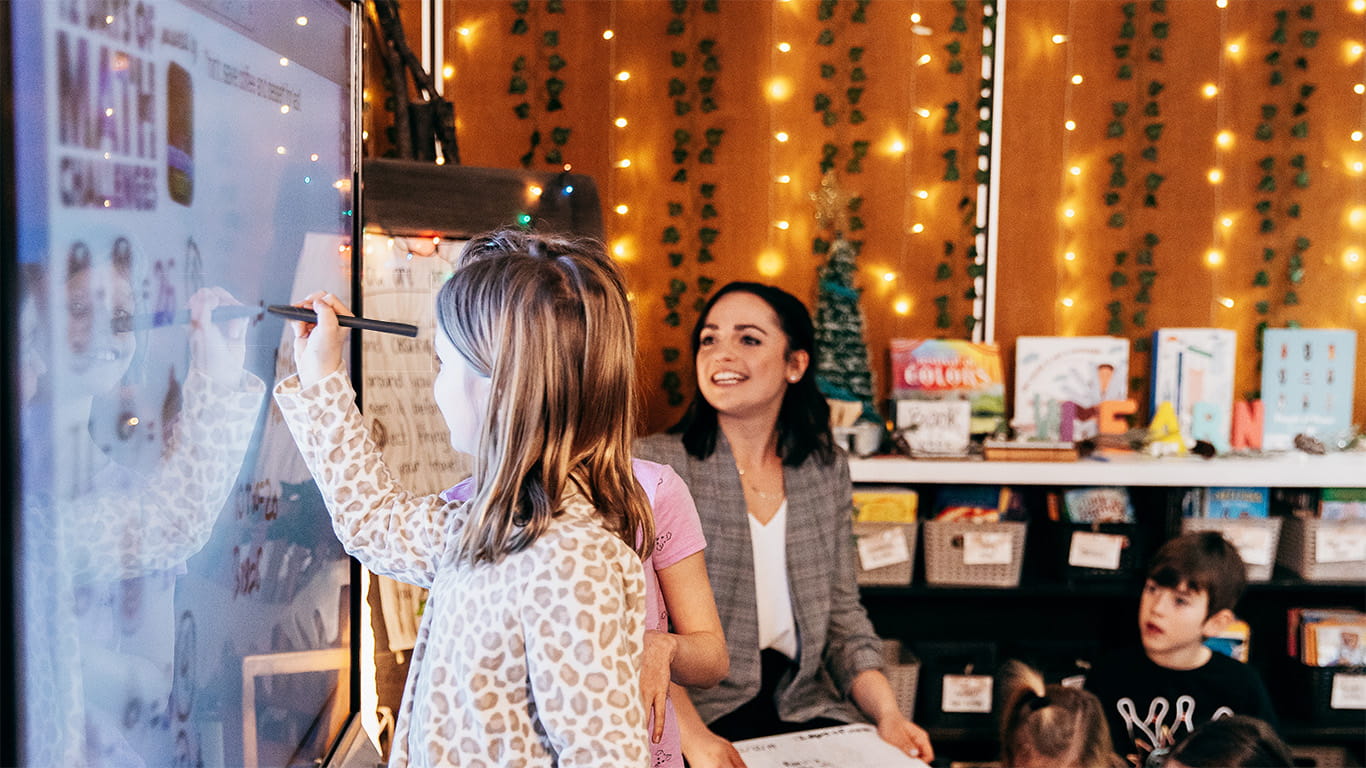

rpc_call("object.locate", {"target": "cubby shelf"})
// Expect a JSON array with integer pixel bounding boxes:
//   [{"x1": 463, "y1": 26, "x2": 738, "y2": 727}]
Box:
[{"x1": 849, "y1": 450, "x2": 1366, "y2": 488}]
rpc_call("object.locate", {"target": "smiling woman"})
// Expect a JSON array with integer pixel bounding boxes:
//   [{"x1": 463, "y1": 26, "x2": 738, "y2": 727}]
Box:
[{"x1": 637, "y1": 281, "x2": 935, "y2": 768}]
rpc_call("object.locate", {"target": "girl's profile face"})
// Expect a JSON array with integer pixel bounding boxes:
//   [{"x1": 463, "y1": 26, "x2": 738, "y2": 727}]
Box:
[
  {"x1": 695, "y1": 291, "x2": 807, "y2": 421},
  {"x1": 432, "y1": 329, "x2": 490, "y2": 455},
  {"x1": 65, "y1": 259, "x2": 136, "y2": 395}
]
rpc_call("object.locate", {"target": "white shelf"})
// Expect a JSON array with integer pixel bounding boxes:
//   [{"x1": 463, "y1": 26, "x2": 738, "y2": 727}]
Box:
[{"x1": 848, "y1": 451, "x2": 1366, "y2": 488}]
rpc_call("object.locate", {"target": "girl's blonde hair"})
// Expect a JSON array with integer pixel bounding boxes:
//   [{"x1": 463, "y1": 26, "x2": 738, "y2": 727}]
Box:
[
  {"x1": 999, "y1": 660, "x2": 1123, "y2": 768},
  {"x1": 435, "y1": 229, "x2": 654, "y2": 564}
]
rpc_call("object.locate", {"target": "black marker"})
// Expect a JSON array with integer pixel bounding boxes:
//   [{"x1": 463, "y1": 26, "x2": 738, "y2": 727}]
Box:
[
  {"x1": 114, "y1": 304, "x2": 263, "y2": 333},
  {"x1": 266, "y1": 304, "x2": 419, "y2": 338}
]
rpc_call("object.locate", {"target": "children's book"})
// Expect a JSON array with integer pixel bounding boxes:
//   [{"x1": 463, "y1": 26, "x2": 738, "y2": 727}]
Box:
[
  {"x1": 932, "y1": 485, "x2": 1018, "y2": 522},
  {"x1": 1199, "y1": 487, "x2": 1271, "y2": 519},
  {"x1": 1260, "y1": 328, "x2": 1358, "y2": 451},
  {"x1": 1061, "y1": 487, "x2": 1135, "y2": 523},
  {"x1": 1205, "y1": 618, "x2": 1251, "y2": 663},
  {"x1": 1150, "y1": 328, "x2": 1236, "y2": 450},
  {"x1": 853, "y1": 488, "x2": 920, "y2": 523},
  {"x1": 890, "y1": 339, "x2": 1006, "y2": 435},
  {"x1": 1320, "y1": 488, "x2": 1366, "y2": 521},
  {"x1": 1013, "y1": 336, "x2": 1131, "y2": 441}
]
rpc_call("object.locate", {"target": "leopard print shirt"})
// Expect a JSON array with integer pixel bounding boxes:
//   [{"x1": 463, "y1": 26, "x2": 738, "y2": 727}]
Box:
[{"x1": 275, "y1": 370, "x2": 648, "y2": 767}]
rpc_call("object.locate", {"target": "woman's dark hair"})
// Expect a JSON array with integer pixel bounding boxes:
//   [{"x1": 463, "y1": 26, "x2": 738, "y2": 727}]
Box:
[
  {"x1": 669, "y1": 281, "x2": 833, "y2": 467},
  {"x1": 1165, "y1": 715, "x2": 1293, "y2": 768}
]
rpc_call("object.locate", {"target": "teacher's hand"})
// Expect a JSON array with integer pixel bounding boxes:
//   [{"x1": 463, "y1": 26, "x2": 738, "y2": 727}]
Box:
[{"x1": 877, "y1": 714, "x2": 934, "y2": 762}]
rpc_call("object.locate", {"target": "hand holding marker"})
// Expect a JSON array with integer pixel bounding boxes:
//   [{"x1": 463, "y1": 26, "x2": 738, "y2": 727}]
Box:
[{"x1": 115, "y1": 303, "x2": 418, "y2": 338}]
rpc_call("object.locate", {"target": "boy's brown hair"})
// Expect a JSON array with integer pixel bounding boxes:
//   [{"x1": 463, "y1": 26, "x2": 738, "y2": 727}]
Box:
[{"x1": 1146, "y1": 531, "x2": 1247, "y2": 617}]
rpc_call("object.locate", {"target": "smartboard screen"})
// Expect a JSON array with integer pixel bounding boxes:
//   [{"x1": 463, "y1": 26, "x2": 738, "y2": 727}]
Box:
[{"x1": 8, "y1": 1, "x2": 357, "y2": 766}]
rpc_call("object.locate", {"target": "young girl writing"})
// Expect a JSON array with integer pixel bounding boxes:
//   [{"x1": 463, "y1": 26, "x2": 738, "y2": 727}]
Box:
[{"x1": 274, "y1": 230, "x2": 655, "y2": 766}]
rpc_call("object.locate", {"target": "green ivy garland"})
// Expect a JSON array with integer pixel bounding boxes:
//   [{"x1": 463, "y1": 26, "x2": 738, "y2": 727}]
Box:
[
  {"x1": 810, "y1": 0, "x2": 870, "y2": 262},
  {"x1": 660, "y1": 0, "x2": 722, "y2": 408},
  {"x1": 931, "y1": 0, "x2": 995, "y2": 337},
  {"x1": 1251, "y1": 3, "x2": 1317, "y2": 357},
  {"x1": 507, "y1": 0, "x2": 572, "y2": 169},
  {"x1": 1102, "y1": 0, "x2": 1167, "y2": 399}
]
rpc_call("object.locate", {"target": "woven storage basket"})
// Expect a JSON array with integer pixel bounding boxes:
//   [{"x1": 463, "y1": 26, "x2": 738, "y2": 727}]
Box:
[
  {"x1": 1181, "y1": 517, "x2": 1284, "y2": 582},
  {"x1": 922, "y1": 520, "x2": 1026, "y2": 587},
  {"x1": 880, "y1": 639, "x2": 921, "y2": 716},
  {"x1": 852, "y1": 522, "x2": 918, "y2": 586},
  {"x1": 1277, "y1": 517, "x2": 1366, "y2": 581}
]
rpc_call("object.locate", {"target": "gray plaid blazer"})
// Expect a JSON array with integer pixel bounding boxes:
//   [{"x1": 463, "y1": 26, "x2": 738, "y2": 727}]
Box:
[{"x1": 636, "y1": 431, "x2": 884, "y2": 726}]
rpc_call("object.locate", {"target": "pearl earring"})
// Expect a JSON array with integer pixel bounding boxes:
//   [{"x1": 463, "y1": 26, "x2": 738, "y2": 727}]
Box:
[{"x1": 788, "y1": 375, "x2": 799, "y2": 382}]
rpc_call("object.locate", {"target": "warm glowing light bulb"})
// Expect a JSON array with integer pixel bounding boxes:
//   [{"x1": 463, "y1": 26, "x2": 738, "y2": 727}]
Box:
[
  {"x1": 915, "y1": 189, "x2": 929, "y2": 199},
  {"x1": 616, "y1": 71, "x2": 631, "y2": 81},
  {"x1": 768, "y1": 79, "x2": 792, "y2": 100},
  {"x1": 1355, "y1": 83, "x2": 1366, "y2": 94},
  {"x1": 1060, "y1": 297, "x2": 1075, "y2": 307},
  {"x1": 1350, "y1": 207, "x2": 1366, "y2": 227},
  {"x1": 917, "y1": 54, "x2": 932, "y2": 65},
  {"x1": 1221, "y1": 216, "x2": 1234, "y2": 228},
  {"x1": 1071, "y1": 74, "x2": 1084, "y2": 85},
  {"x1": 1351, "y1": 43, "x2": 1364, "y2": 56},
  {"x1": 774, "y1": 220, "x2": 791, "y2": 231},
  {"x1": 295, "y1": 15, "x2": 308, "y2": 25},
  {"x1": 276, "y1": 145, "x2": 287, "y2": 155},
  {"x1": 890, "y1": 140, "x2": 906, "y2": 153},
  {"x1": 280, "y1": 57, "x2": 290, "y2": 66},
  {"x1": 1064, "y1": 208, "x2": 1076, "y2": 218},
  {"x1": 362, "y1": 130, "x2": 369, "y2": 140},
  {"x1": 1353, "y1": 130, "x2": 1364, "y2": 142},
  {"x1": 910, "y1": 13, "x2": 922, "y2": 23},
  {"x1": 915, "y1": 108, "x2": 932, "y2": 118},
  {"x1": 1064, "y1": 120, "x2": 1077, "y2": 131},
  {"x1": 1216, "y1": 131, "x2": 1235, "y2": 148},
  {"x1": 1227, "y1": 42, "x2": 1241, "y2": 54},
  {"x1": 1206, "y1": 250, "x2": 1223, "y2": 266},
  {"x1": 435, "y1": 156, "x2": 446, "y2": 166},
  {"x1": 529, "y1": 185, "x2": 543, "y2": 197},
  {"x1": 776, "y1": 175, "x2": 792, "y2": 184},
  {"x1": 614, "y1": 117, "x2": 628, "y2": 128},
  {"x1": 602, "y1": 29, "x2": 614, "y2": 40},
  {"x1": 757, "y1": 250, "x2": 784, "y2": 277},
  {"x1": 911, "y1": 223, "x2": 925, "y2": 233},
  {"x1": 882, "y1": 272, "x2": 896, "y2": 282},
  {"x1": 894, "y1": 298, "x2": 911, "y2": 315},
  {"x1": 615, "y1": 204, "x2": 629, "y2": 215},
  {"x1": 563, "y1": 163, "x2": 573, "y2": 172},
  {"x1": 1218, "y1": 297, "x2": 1235, "y2": 308},
  {"x1": 455, "y1": 27, "x2": 470, "y2": 37},
  {"x1": 1216, "y1": 0, "x2": 1228, "y2": 7},
  {"x1": 775, "y1": 131, "x2": 790, "y2": 142},
  {"x1": 1069, "y1": 166, "x2": 1082, "y2": 176},
  {"x1": 613, "y1": 242, "x2": 627, "y2": 258},
  {"x1": 280, "y1": 105, "x2": 290, "y2": 114},
  {"x1": 1208, "y1": 169, "x2": 1223, "y2": 183},
  {"x1": 443, "y1": 65, "x2": 455, "y2": 79},
  {"x1": 777, "y1": 42, "x2": 791, "y2": 52},
  {"x1": 1354, "y1": 0, "x2": 1366, "y2": 12},
  {"x1": 1064, "y1": 251, "x2": 1077, "y2": 261},
  {"x1": 1358, "y1": 294, "x2": 1366, "y2": 305},
  {"x1": 310, "y1": 153, "x2": 319, "y2": 161},
  {"x1": 616, "y1": 159, "x2": 632, "y2": 168},
  {"x1": 1356, "y1": 161, "x2": 1366, "y2": 174},
  {"x1": 105, "y1": 107, "x2": 114, "y2": 116},
  {"x1": 1051, "y1": 34, "x2": 1067, "y2": 44},
  {"x1": 1203, "y1": 83, "x2": 1219, "y2": 98},
  {"x1": 1346, "y1": 249, "x2": 1362, "y2": 264}
]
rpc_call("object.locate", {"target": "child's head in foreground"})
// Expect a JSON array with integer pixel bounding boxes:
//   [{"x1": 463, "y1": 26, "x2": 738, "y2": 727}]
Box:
[
  {"x1": 433, "y1": 228, "x2": 652, "y2": 564},
  {"x1": 1140, "y1": 532, "x2": 1247, "y2": 667},
  {"x1": 1163, "y1": 714, "x2": 1292, "y2": 768},
  {"x1": 999, "y1": 660, "x2": 1122, "y2": 768}
]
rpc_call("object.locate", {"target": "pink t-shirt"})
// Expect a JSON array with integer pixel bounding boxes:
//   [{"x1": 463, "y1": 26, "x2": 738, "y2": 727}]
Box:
[{"x1": 442, "y1": 458, "x2": 706, "y2": 768}]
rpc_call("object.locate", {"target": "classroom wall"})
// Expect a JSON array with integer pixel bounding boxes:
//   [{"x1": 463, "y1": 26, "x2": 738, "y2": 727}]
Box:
[{"x1": 370, "y1": 0, "x2": 1366, "y2": 438}]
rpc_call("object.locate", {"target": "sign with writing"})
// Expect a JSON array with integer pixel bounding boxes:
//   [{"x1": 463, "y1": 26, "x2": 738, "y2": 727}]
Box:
[
  {"x1": 1316, "y1": 527, "x2": 1366, "y2": 564},
  {"x1": 942, "y1": 674, "x2": 994, "y2": 713},
  {"x1": 963, "y1": 531, "x2": 1013, "y2": 565},
  {"x1": 1068, "y1": 531, "x2": 1125, "y2": 570},
  {"x1": 857, "y1": 527, "x2": 912, "y2": 572},
  {"x1": 896, "y1": 400, "x2": 971, "y2": 456}
]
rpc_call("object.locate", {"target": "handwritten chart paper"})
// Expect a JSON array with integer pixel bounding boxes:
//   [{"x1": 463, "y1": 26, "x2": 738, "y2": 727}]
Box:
[{"x1": 734, "y1": 724, "x2": 931, "y2": 768}]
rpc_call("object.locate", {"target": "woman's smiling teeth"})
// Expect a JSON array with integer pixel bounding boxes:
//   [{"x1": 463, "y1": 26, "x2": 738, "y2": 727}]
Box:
[{"x1": 712, "y1": 371, "x2": 746, "y2": 385}]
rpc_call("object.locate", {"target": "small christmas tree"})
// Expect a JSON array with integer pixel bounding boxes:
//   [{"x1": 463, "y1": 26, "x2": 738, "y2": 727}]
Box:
[{"x1": 810, "y1": 172, "x2": 878, "y2": 424}]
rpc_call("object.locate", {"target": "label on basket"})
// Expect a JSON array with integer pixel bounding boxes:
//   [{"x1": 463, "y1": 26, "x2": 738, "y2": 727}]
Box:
[
  {"x1": 1330, "y1": 673, "x2": 1366, "y2": 710},
  {"x1": 962, "y1": 531, "x2": 1012, "y2": 565},
  {"x1": 1315, "y1": 528, "x2": 1366, "y2": 563},
  {"x1": 1068, "y1": 532, "x2": 1124, "y2": 570},
  {"x1": 858, "y1": 528, "x2": 911, "y2": 572},
  {"x1": 1223, "y1": 527, "x2": 1273, "y2": 566},
  {"x1": 942, "y1": 674, "x2": 994, "y2": 713}
]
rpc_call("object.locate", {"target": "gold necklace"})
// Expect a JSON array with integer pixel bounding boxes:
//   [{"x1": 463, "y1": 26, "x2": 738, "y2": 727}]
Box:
[{"x1": 737, "y1": 465, "x2": 783, "y2": 501}]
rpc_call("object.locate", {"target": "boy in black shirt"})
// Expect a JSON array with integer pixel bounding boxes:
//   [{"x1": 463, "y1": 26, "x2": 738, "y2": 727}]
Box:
[{"x1": 1085, "y1": 532, "x2": 1278, "y2": 767}]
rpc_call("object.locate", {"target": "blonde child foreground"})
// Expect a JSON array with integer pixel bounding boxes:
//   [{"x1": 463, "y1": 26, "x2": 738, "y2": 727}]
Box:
[
  {"x1": 999, "y1": 661, "x2": 1124, "y2": 768},
  {"x1": 274, "y1": 230, "x2": 655, "y2": 766}
]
